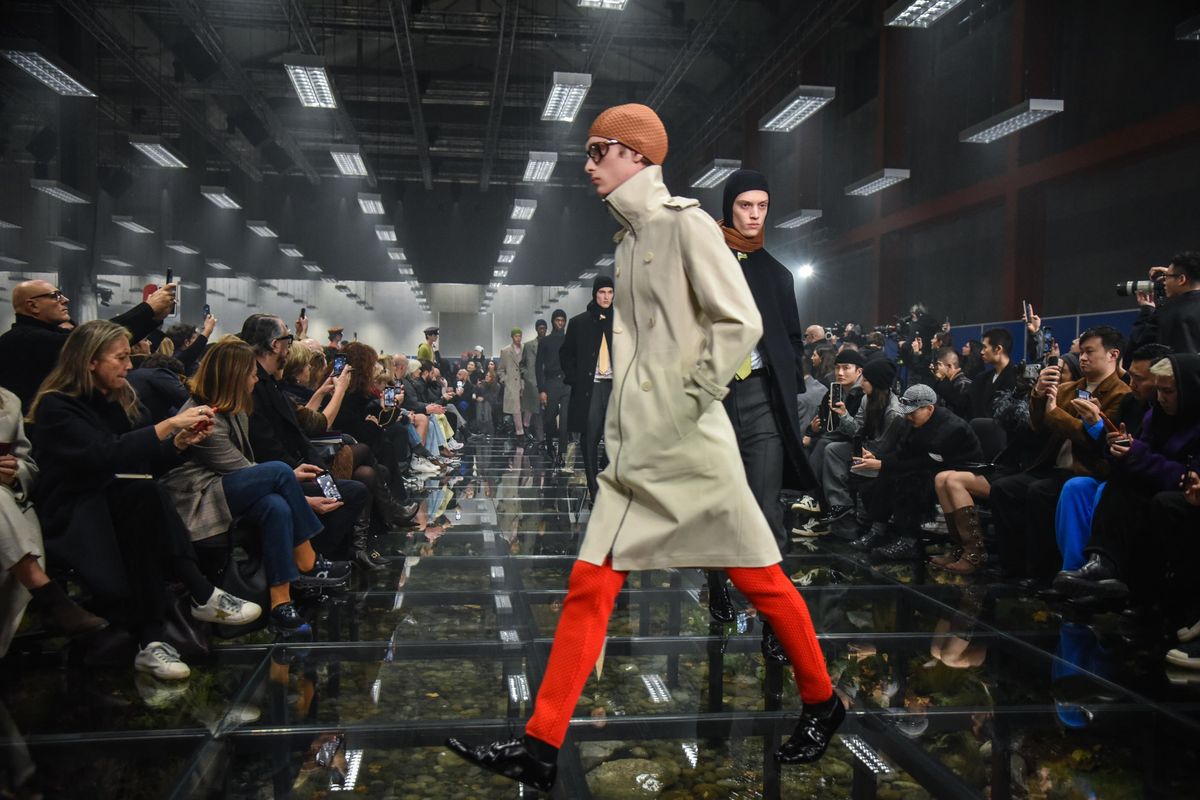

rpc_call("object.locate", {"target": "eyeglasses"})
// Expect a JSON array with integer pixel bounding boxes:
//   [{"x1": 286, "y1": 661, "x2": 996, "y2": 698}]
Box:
[
  {"x1": 29, "y1": 290, "x2": 68, "y2": 302},
  {"x1": 274, "y1": 334, "x2": 295, "y2": 347},
  {"x1": 1164, "y1": 270, "x2": 1184, "y2": 280},
  {"x1": 586, "y1": 139, "x2": 622, "y2": 164}
]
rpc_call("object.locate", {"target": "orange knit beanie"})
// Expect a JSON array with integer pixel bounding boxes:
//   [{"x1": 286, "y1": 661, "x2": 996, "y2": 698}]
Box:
[{"x1": 588, "y1": 103, "x2": 669, "y2": 165}]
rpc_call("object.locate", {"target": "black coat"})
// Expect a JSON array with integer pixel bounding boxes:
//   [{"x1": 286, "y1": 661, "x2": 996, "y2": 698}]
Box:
[
  {"x1": 127, "y1": 366, "x2": 189, "y2": 423},
  {"x1": 536, "y1": 329, "x2": 568, "y2": 391},
  {"x1": 934, "y1": 373, "x2": 973, "y2": 419},
  {"x1": 881, "y1": 407, "x2": 983, "y2": 478},
  {"x1": 0, "y1": 303, "x2": 162, "y2": 412},
  {"x1": 247, "y1": 362, "x2": 323, "y2": 468},
  {"x1": 720, "y1": 247, "x2": 818, "y2": 491},
  {"x1": 30, "y1": 391, "x2": 183, "y2": 596},
  {"x1": 1130, "y1": 290, "x2": 1200, "y2": 357},
  {"x1": 967, "y1": 361, "x2": 1018, "y2": 420},
  {"x1": 560, "y1": 302, "x2": 613, "y2": 434}
]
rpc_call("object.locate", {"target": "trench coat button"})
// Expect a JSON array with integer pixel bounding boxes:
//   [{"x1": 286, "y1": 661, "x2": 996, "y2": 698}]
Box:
[
  {"x1": 648, "y1": 316, "x2": 655, "y2": 328},
  {"x1": 641, "y1": 380, "x2": 653, "y2": 391},
  {"x1": 613, "y1": 326, "x2": 623, "y2": 334},
  {"x1": 615, "y1": 266, "x2": 621, "y2": 276},
  {"x1": 643, "y1": 252, "x2": 654, "y2": 263}
]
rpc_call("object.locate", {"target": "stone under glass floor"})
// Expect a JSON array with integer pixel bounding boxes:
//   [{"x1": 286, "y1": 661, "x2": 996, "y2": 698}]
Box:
[{"x1": 3, "y1": 436, "x2": 1199, "y2": 799}]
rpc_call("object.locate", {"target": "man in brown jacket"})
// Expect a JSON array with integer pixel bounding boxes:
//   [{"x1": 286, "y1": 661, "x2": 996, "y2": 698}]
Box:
[
  {"x1": 989, "y1": 325, "x2": 1131, "y2": 584},
  {"x1": 447, "y1": 104, "x2": 842, "y2": 792}
]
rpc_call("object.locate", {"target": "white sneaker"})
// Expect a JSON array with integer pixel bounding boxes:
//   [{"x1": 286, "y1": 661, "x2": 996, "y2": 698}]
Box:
[
  {"x1": 135, "y1": 641, "x2": 191, "y2": 680},
  {"x1": 791, "y1": 495, "x2": 821, "y2": 515},
  {"x1": 191, "y1": 587, "x2": 262, "y2": 625},
  {"x1": 1177, "y1": 619, "x2": 1200, "y2": 643},
  {"x1": 411, "y1": 457, "x2": 441, "y2": 474},
  {"x1": 446, "y1": 439, "x2": 464, "y2": 451}
]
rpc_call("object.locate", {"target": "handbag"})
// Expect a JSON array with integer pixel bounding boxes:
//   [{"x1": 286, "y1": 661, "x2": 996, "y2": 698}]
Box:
[
  {"x1": 162, "y1": 584, "x2": 211, "y2": 660},
  {"x1": 213, "y1": 521, "x2": 270, "y2": 639}
]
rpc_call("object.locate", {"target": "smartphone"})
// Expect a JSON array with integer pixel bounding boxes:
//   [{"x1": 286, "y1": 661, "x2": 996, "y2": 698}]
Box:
[
  {"x1": 1077, "y1": 389, "x2": 1092, "y2": 401},
  {"x1": 300, "y1": 307, "x2": 306, "y2": 319},
  {"x1": 852, "y1": 436, "x2": 864, "y2": 459},
  {"x1": 1022, "y1": 300, "x2": 1031, "y2": 325},
  {"x1": 203, "y1": 303, "x2": 211, "y2": 317},
  {"x1": 315, "y1": 471, "x2": 342, "y2": 501},
  {"x1": 1046, "y1": 355, "x2": 1059, "y2": 368},
  {"x1": 831, "y1": 383, "x2": 844, "y2": 405},
  {"x1": 456, "y1": 380, "x2": 464, "y2": 391},
  {"x1": 332, "y1": 355, "x2": 348, "y2": 377},
  {"x1": 383, "y1": 387, "x2": 396, "y2": 408},
  {"x1": 165, "y1": 268, "x2": 173, "y2": 286},
  {"x1": 1112, "y1": 437, "x2": 1133, "y2": 447},
  {"x1": 0, "y1": 442, "x2": 11, "y2": 457}
]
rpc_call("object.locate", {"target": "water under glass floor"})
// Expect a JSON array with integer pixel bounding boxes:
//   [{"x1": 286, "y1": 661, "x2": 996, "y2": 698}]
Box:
[{"x1": 3, "y1": 437, "x2": 1198, "y2": 799}]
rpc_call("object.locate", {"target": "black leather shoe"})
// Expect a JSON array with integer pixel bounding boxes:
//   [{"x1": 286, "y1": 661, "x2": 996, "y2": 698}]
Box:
[
  {"x1": 849, "y1": 526, "x2": 888, "y2": 552},
  {"x1": 775, "y1": 696, "x2": 846, "y2": 764},
  {"x1": 269, "y1": 603, "x2": 312, "y2": 636},
  {"x1": 868, "y1": 536, "x2": 922, "y2": 563},
  {"x1": 445, "y1": 736, "x2": 557, "y2": 792},
  {"x1": 761, "y1": 622, "x2": 789, "y2": 665},
  {"x1": 817, "y1": 505, "x2": 853, "y2": 525},
  {"x1": 707, "y1": 574, "x2": 735, "y2": 623},
  {"x1": 1052, "y1": 554, "x2": 1129, "y2": 599}
]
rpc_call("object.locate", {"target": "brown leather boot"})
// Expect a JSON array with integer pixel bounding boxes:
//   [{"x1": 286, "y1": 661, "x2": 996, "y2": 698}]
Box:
[
  {"x1": 941, "y1": 507, "x2": 986, "y2": 575},
  {"x1": 929, "y1": 511, "x2": 962, "y2": 567}
]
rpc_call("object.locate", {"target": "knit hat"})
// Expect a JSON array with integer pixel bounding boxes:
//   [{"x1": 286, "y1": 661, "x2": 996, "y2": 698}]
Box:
[
  {"x1": 510, "y1": 327, "x2": 523, "y2": 337},
  {"x1": 551, "y1": 308, "x2": 567, "y2": 322},
  {"x1": 592, "y1": 274, "x2": 614, "y2": 300},
  {"x1": 861, "y1": 357, "x2": 896, "y2": 391},
  {"x1": 588, "y1": 104, "x2": 669, "y2": 165},
  {"x1": 834, "y1": 349, "x2": 865, "y2": 368},
  {"x1": 899, "y1": 384, "x2": 937, "y2": 411},
  {"x1": 722, "y1": 169, "x2": 770, "y2": 226},
  {"x1": 535, "y1": 318, "x2": 548, "y2": 330},
  {"x1": 474, "y1": 345, "x2": 484, "y2": 353}
]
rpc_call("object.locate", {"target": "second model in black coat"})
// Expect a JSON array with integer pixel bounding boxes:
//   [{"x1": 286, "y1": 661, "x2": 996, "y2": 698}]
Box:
[{"x1": 559, "y1": 300, "x2": 613, "y2": 435}]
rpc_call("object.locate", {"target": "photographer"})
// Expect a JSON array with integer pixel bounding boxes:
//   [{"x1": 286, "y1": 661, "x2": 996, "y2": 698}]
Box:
[
  {"x1": 932, "y1": 347, "x2": 972, "y2": 419},
  {"x1": 1129, "y1": 252, "x2": 1200, "y2": 355}
]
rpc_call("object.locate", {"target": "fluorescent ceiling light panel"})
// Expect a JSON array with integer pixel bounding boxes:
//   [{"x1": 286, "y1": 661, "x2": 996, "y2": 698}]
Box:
[
  {"x1": 595, "y1": 255, "x2": 614, "y2": 267},
  {"x1": 31, "y1": 179, "x2": 90, "y2": 204},
  {"x1": 128, "y1": 135, "x2": 187, "y2": 168},
  {"x1": 206, "y1": 259, "x2": 231, "y2": 271},
  {"x1": 578, "y1": 270, "x2": 598, "y2": 280},
  {"x1": 884, "y1": 0, "x2": 968, "y2": 28},
  {"x1": 321, "y1": 276, "x2": 338, "y2": 284},
  {"x1": 113, "y1": 215, "x2": 154, "y2": 234},
  {"x1": 523, "y1": 151, "x2": 558, "y2": 182},
  {"x1": 357, "y1": 193, "x2": 385, "y2": 214},
  {"x1": 1176, "y1": 13, "x2": 1200, "y2": 40},
  {"x1": 511, "y1": 199, "x2": 537, "y2": 220},
  {"x1": 247, "y1": 220, "x2": 278, "y2": 237},
  {"x1": 503, "y1": 229, "x2": 526, "y2": 245},
  {"x1": 498, "y1": 250, "x2": 516, "y2": 264},
  {"x1": 302, "y1": 261, "x2": 322, "y2": 273},
  {"x1": 397, "y1": 266, "x2": 414, "y2": 276},
  {"x1": 1, "y1": 50, "x2": 95, "y2": 97},
  {"x1": 959, "y1": 98, "x2": 1064, "y2": 143},
  {"x1": 283, "y1": 55, "x2": 337, "y2": 109},
  {"x1": 689, "y1": 158, "x2": 741, "y2": 189},
  {"x1": 493, "y1": 268, "x2": 509, "y2": 278},
  {"x1": 542, "y1": 72, "x2": 592, "y2": 122},
  {"x1": 775, "y1": 209, "x2": 823, "y2": 229},
  {"x1": 47, "y1": 236, "x2": 86, "y2": 251},
  {"x1": 578, "y1": 0, "x2": 628, "y2": 8},
  {"x1": 101, "y1": 256, "x2": 132, "y2": 268},
  {"x1": 165, "y1": 240, "x2": 200, "y2": 255},
  {"x1": 200, "y1": 186, "x2": 241, "y2": 209},
  {"x1": 845, "y1": 168, "x2": 910, "y2": 196},
  {"x1": 375, "y1": 225, "x2": 397, "y2": 242},
  {"x1": 0, "y1": 219, "x2": 21, "y2": 229},
  {"x1": 0, "y1": 256, "x2": 28, "y2": 266},
  {"x1": 759, "y1": 85, "x2": 836, "y2": 132},
  {"x1": 386, "y1": 247, "x2": 407, "y2": 261},
  {"x1": 330, "y1": 146, "x2": 368, "y2": 176},
  {"x1": 279, "y1": 244, "x2": 303, "y2": 257}
]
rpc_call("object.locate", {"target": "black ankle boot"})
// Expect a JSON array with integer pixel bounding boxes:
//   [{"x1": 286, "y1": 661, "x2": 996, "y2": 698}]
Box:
[
  {"x1": 445, "y1": 735, "x2": 558, "y2": 792},
  {"x1": 761, "y1": 622, "x2": 789, "y2": 665},
  {"x1": 775, "y1": 695, "x2": 846, "y2": 764},
  {"x1": 707, "y1": 571, "x2": 735, "y2": 623}
]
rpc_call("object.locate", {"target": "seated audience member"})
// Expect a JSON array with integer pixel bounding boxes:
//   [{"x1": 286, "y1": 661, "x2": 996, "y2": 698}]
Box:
[
  {"x1": 1052, "y1": 353, "x2": 1200, "y2": 603},
  {"x1": 28, "y1": 320, "x2": 260, "y2": 679},
  {"x1": 852, "y1": 384, "x2": 983, "y2": 562},
  {"x1": 0, "y1": 279, "x2": 176, "y2": 412},
  {"x1": 932, "y1": 347, "x2": 972, "y2": 419},
  {"x1": 803, "y1": 350, "x2": 864, "y2": 511},
  {"x1": 1048, "y1": 343, "x2": 1173, "y2": 573},
  {"x1": 1162, "y1": 468, "x2": 1200, "y2": 670},
  {"x1": 239, "y1": 315, "x2": 369, "y2": 564},
  {"x1": 127, "y1": 353, "x2": 190, "y2": 423},
  {"x1": 795, "y1": 344, "x2": 835, "y2": 440},
  {"x1": 967, "y1": 328, "x2": 1018, "y2": 420},
  {"x1": 2, "y1": 386, "x2": 108, "y2": 655},
  {"x1": 161, "y1": 339, "x2": 352, "y2": 635},
  {"x1": 805, "y1": 358, "x2": 905, "y2": 536},
  {"x1": 164, "y1": 315, "x2": 217, "y2": 375},
  {"x1": 473, "y1": 371, "x2": 499, "y2": 437},
  {"x1": 282, "y1": 342, "x2": 351, "y2": 428},
  {"x1": 988, "y1": 326, "x2": 1131, "y2": 584},
  {"x1": 1129, "y1": 251, "x2": 1200, "y2": 355},
  {"x1": 961, "y1": 339, "x2": 986, "y2": 380}
]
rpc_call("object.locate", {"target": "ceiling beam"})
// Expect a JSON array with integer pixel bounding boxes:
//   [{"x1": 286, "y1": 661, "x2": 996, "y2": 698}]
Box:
[
  {"x1": 166, "y1": 0, "x2": 320, "y2": 184},
  {"x1": 52, "y1": 0, "x2": 263, "y2": 181},
  {"x1": 645, "y1": 0, "x2": 738, "y2": 110},
  {"x1": 386, "y1": 0, "x2": 433, "y2": 190},
  {"x1": 479, "y1": 0, "x2": 520, "y2": 192}
]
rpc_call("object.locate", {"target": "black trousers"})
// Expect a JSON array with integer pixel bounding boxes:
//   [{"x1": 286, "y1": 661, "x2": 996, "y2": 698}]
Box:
[
  {"x1": 1150, "y1": 491, "x2": 1200, "y2": 620},
  {"x1": 542, "y1": 378, "x2": 572, "y2": 457},
  {"x1": 583, "y1": 379, "x2": 612, "y2": 500},
  {"x1": 989, "y1": 468, "x2": 1074, "y2": 580},
  {"x1": 863, "y1": 468, "x2": 937, "y2": 533},
  {"x1": 301, "y1": 478, "x2": 368, "y2": 558},
  {"x1": 727, "y1": 374, "x2": 786, "y2": 552}
]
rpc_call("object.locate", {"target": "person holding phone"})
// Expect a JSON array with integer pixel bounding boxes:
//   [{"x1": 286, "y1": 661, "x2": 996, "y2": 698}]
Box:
[
  {"x1": 1053, "y1": 353, "x2": 1200, "y2": 603},
  {"x1": 161, "y1": 339, "x2": 353, "y2": 635},
  {"x1": 799, "y1": 350, "x2": 865, "y2": 529}
]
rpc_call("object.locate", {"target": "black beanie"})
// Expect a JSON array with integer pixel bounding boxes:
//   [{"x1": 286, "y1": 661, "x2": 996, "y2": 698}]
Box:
[
  {"x1": 834, "y1": 349, "x2": 865, "y2": 368},
  {"x1": 535, "y1": 318, "x2": 547, "y2": 329},
  {"x1": 722, "y1": 169, "x2": 770, "y2": 225},
  {"x1": 862, "y1": 357, "x2": 897, "y2": 391},
  {"x1": 592, "y1": 274, "x2": 614, "y2": 300},
  {"x1": 551, "y1": 308, "x2": 567, "y2": 322}
]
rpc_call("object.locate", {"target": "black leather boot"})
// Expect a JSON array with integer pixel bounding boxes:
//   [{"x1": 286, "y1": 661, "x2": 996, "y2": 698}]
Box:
[
  {"x1": 761, "y1": 621, "x2": 789, "y2": 665},
  {"x1": 1052, "y1": 553, "x2": 1129, "y2": 599},
  {"x1": 445, "y1": 735, "x2": 557, "y2": 792},
  {"x1": 775, "y1": 695, "x2": 846, "y2": 764},
  {"x1": 707, "y1": 570, "x2": 735, "y2": 623},
  {"x1": 850, "y1": 522, "x2": 889, "y2": 552}
]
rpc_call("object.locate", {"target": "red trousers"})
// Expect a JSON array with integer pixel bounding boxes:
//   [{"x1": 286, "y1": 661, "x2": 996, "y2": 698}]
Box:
[{"x1": 524, "y1": 559, "x2": 833, "y2": 748}]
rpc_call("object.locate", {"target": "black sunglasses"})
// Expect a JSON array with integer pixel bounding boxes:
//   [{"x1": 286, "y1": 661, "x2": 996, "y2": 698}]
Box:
[
  {"x1": 586, "y1": 139, "x2": 622, "y2": 164},
  {"x1": 30, "y1": 290, "x2": 68, "y2": 301}
]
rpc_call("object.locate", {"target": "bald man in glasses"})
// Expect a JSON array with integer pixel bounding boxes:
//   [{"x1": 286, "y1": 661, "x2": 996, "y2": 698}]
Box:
[{"x1": 0, "y1": 279, "x2": 176, "y2": 411}]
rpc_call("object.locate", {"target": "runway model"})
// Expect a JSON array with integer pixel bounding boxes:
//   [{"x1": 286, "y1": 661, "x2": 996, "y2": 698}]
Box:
[{"x1": 447, "y1": 104, "x2": 844, "y2": 792}]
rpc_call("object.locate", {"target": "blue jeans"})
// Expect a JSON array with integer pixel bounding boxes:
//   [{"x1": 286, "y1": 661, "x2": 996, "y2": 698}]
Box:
[
  {"x1": 1055, "y1": 477, "x2": 1105, "y2": 571},
  {"x1": 425, "y1": 414, "x2": 447, "y2": 451},
  {"x1": 222, "y1": 461, "x2": 324, "y2": 586}
]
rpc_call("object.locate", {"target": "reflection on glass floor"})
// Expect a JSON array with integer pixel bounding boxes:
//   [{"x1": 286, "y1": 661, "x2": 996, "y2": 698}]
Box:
[{"x1": 3, "y1": 437, "x2": 1199, "y2": 799}]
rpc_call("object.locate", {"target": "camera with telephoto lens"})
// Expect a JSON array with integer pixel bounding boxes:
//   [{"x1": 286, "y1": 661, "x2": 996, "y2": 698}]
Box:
[{"x1": 1115, "y1": 278, "x2": 1166, "y2": 303}]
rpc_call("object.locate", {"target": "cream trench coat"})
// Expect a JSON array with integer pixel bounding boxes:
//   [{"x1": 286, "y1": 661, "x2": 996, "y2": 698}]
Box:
[
  {"x1": 577, "y1": 166, "x2": 781, "y2": 570},
  {"x1": 498, "y1": 343, "x2": 524, "y2": 415}
]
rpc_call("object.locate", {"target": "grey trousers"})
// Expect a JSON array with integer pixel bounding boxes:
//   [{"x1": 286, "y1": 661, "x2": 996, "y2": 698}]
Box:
[
  {"x1": 821, "y1": 440, "x2": 854, "y2": 508},
  {"x1": 583, "y1": 379, "x2": 612, "y2": 500},
  {"x1": 728, "y1": 374, "x2": 786, "y2": 552}
]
